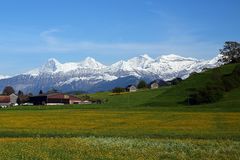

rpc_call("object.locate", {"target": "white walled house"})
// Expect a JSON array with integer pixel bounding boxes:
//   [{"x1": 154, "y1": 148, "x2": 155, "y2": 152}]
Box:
[
  {"x1": 150, "y1": 82, "x2": 159, "y2": 89},
  {"x1": 126, "y1": 85, "x2": 137, "y2": 92}
]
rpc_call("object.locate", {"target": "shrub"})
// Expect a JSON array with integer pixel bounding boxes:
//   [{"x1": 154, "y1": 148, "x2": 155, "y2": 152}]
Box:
[
  {"x1": 112, "y1": 87, "x2": 126, "y2": 93},
  {"x1": 170, "y1": 78, "x2": 182, "y2": 85},
  {"x1": 137, "y1": 80, "x2": 148, "y2": 89},
  {"x1": 186, "y1": 84, "x2": 224, "y2": 105}
]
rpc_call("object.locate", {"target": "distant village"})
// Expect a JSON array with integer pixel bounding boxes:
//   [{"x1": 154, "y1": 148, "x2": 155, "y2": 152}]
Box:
[{"x1": 0, "y1": 78, "x2": 182, "y2": 108}]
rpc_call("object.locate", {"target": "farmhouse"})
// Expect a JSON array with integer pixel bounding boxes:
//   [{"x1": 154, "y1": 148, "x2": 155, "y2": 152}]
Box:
[
  {"x1": 29, "y1": 93, "x2": 83, "y2": 105},
  {"x1": 150, "y1": 82, "x2": 159, "y2": 89},
  {"x1": 126, "y1": 85, "x2": 137, "y2": 92},
  {"x1": 0, "y1": 93, "x2": 18, "y2": 107}
]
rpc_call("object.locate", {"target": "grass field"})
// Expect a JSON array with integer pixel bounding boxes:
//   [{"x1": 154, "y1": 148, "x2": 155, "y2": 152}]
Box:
[
  {"x1": 0, "y1": 63, "x2": 240, "y2": 159},
  {"x1": 0, "y1": 137, "x2": 239, "y2": 160}
]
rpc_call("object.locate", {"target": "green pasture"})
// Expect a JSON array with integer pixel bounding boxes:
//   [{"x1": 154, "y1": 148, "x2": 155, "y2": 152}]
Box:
[{"x1": 0, "y1": 63, "x2": 240, "y2": 159}]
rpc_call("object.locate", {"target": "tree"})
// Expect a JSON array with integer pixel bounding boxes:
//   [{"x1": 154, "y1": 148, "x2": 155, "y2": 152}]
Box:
[
  {"x1": 2, "y1": 86, "x2": 15, "y2": 95},
  {"x1": 39, "y1": 90, "x2": 43, "y2": 95},
  {"x1": 17, "y1": 95, "x2": 30, "y2": 105},
  {"x1": 17, "y1": 97, "x2": 21, "y2": 105},
  {"x1": 219, "y1": 41, "x2": 240, "y2": 64},
  {"x1": 112, "y1": 87, "x2": 126, "y2": 93},
  {"x1": 137, "y1": 80, "x2": 147, "y2": 89},
  {"x1": 18, "y1": 90, "x2": 24, "y2": 96},
  {"x1": 170, "y1": 78, "x2": 182, "y2": 85}
]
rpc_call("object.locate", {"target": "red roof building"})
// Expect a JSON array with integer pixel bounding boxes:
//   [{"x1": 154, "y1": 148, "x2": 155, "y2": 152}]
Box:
[
  {"x1": 0, "y1": 96, "x2": 10, "y2": 103},
  {"x1": 29, "y1": 93, "x2": 83, "y2": 105}
]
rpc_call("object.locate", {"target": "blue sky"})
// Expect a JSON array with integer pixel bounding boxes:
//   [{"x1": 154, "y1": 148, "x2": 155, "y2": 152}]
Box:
[{"x1": 0, "y1": 0, "x2": 239, "y2": 75}]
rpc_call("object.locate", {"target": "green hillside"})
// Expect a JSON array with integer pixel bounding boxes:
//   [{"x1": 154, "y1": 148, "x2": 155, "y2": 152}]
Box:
[{"x1": 90, "y1": 63, "x2": 240, "y2": 111}]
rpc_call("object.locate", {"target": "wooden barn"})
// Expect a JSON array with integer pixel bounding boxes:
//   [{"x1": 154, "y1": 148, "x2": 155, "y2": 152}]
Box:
[{"x1": 29, "y1": 93, "x2": 83, "y2": 105}]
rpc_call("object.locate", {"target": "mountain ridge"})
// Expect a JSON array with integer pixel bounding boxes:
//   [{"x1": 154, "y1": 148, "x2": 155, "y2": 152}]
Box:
[{"x1": 0, "y1": 54, "x2": 221, "y2": 93}]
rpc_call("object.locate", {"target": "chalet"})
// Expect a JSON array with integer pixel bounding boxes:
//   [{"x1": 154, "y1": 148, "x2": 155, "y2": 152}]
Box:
[
  {"x1": 126, "y1": 85, "x2": 137, "y2": 92},
  {"x1": 0, "y1": 93, "x2": 18, "y2": 107},
  {"x1": 29, "y1": 93, "x2": 84, "y2": 105},
  {"x1": 150, "y1": 82, "x2": 159, "y2": 89}
]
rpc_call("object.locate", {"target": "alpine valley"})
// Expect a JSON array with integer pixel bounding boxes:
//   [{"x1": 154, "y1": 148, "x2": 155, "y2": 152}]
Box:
[{"x1": 0, "y1": 54, "x2": 221, "y2": 94}]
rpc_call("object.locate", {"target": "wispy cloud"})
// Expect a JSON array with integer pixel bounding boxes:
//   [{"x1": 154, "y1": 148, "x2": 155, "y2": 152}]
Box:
[
  {"x1": 0, "y1": 28, "x2": 221, "y2": 59},
  {"x1": 40, "y1": 29, "x2": 61, "y2": 45}
]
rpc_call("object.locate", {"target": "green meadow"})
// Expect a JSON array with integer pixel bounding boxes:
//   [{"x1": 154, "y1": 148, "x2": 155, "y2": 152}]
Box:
[{"x1": 0, "y1": 63, "x2": 240, "y2": 159}]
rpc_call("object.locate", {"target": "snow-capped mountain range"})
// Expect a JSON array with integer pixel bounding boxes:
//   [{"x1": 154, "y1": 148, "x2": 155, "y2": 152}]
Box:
[
  {"x1": 0, "y1": 54, "x2": 221, "y2": 94},
  {"x1": 0, "y1": 75, "x2": 9, "y2": 80}
]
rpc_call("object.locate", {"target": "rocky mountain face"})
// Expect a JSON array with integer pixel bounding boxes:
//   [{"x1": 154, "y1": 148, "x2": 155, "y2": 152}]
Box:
[{"x1": 0, "y1": 54, "x2": 221, "y2": 94}]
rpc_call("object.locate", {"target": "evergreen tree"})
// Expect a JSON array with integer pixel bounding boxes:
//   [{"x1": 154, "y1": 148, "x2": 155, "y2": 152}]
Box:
[
  {"x1": 39, "y1": 90, "x2": 43, "y2": 95},
  {"x1": 18, "y1": 90, "x2": 24, "y2": 96},
  {"x1": 137, "y1": 80, "x2": 147, "y2": 89}
]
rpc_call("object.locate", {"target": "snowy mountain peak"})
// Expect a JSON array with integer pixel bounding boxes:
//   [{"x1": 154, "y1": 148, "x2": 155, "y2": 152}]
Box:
[
  {"x1": 126, "y1": 54, "x2": 154, "y2": 69},
  {"x1": 158, "y1": 54, "x2": 197, "y2": 62},
  {"x1": 140, "y1": 54, "x2": 153, "y2": 60},
  {"x1": 83, "y1": 57, "x2": 98, "y2": 64},
  {"x1": 80, "y1": 57, "x2": 106, "y2": 69},
  {"x1": 47, "y1": 58, "x2": 60, "y2": 63},
  {"x1": 42, "y1": 58, "x2": 62, "y2": 72}
]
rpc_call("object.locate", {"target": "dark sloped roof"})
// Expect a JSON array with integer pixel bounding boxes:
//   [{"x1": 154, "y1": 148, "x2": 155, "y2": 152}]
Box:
[
  {"x1": 31, "y1": 93, "x2": 81, "y2": 101},
  {"x1": 47, "y1": 93, "x2": 69, "y2": 99},
  {"x1": 126, "y1": 85, "x2": 136, "y2": 88}
]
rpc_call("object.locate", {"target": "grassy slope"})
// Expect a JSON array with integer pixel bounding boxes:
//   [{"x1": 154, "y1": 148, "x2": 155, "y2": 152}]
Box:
[
  {"x1": 90, "y1": 63, "x2": 240, "y2": 111},
  {"x1": 0, "y1": 63, "x2": 240, "y2": 159}
]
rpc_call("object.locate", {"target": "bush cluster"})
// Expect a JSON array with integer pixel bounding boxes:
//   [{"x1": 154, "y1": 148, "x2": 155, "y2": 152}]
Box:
[
  {"x1": 112, "y1": 87, "x2": 126, "y2": 93},
  {"x1": 186, "y1": 84, "x2": 224, "y2": 105}
]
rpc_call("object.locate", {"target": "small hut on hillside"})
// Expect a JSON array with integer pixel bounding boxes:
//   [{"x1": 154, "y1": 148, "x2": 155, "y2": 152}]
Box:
[
  {"x1": 126, "y1": 85, "x2": 137, "y2": 92},
  {"x1": 150, "y1": 82, "x2": 159, "y2": 89}
]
